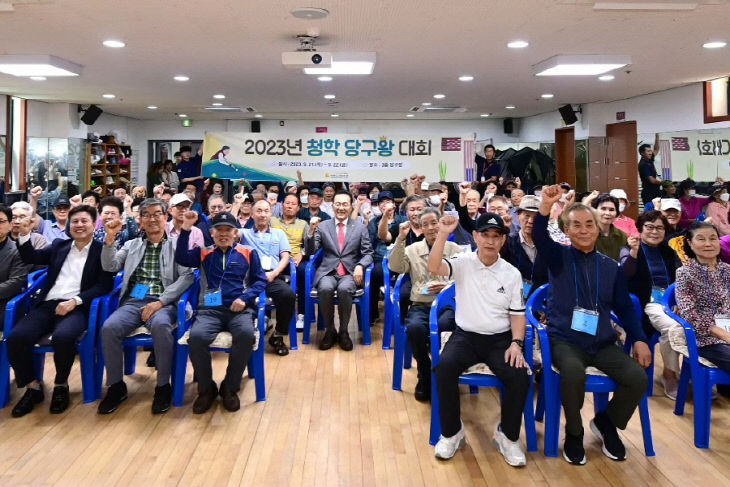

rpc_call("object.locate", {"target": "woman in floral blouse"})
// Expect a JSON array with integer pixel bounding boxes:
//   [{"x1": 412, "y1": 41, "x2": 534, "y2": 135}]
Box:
[{"x1": 676, "y1": 222, "x2": 730, "y2": 388}]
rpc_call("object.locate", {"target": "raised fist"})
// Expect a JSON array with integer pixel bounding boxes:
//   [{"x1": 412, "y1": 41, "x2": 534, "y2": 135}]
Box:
[
  {"x1": 233, "y1": 192, "x2": 244, "y2": 203},
  {"x1": 540, "y1": 185, "x2": 563, "y2": 206},
  {"x1": 182, "y1": 210, "x2": 198, "y2": 230},
  {"x1": 627, "y1": 234, "x2": 640, "y2": 252},
  {"x1": 153, "y1": 183, "x2": 165, "y2": 198},
  {"x1": 105, "y1": 219, "x2": 123, "y2": 241},
  {"x1": 439, "y1": 215, "x2": 459, "y2": 234},
  {"x1": 398, "y1": 221, "x2": 411, "y2": 240},
  {"x1": 459, "y1": 181, "x2": 471, "y2": 194},
  {"x1": 30, "y1": 186, "x2": 43, "y2": 200},
  {"x1": 123, "y1": 194, "x2": 133, "y2": 209},
  {"x1": 69, "y1": 194, "x2": 82, "y2": 207}
]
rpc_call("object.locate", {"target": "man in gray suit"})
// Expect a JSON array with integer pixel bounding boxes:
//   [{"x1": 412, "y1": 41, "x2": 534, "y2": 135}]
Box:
[{"x1": 306, "y1": 190, "x2": 374, "y2": 351}]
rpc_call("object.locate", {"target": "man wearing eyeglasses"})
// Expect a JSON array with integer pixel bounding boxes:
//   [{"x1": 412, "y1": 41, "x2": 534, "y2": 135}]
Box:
[
  {"x1": 0, "y1": 204, "x2": 29, "y2": 343},
  {"x1": 165, "y1": 193, "x2": 205, "y2": 250},
  {"x1": 98, "y1": 198, "x2": 195, "y2": 415},
  {"x1": 10, "y1": 202, "x2": 49, "y2": 252}
]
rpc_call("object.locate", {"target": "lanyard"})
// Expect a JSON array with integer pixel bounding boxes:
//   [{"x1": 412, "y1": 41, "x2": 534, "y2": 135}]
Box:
[
  {"x1": 572, "y1": 252, "x2": 600, "y2": 312},
  {"x1": 212, "y1": 247, "x2": 234, "y2": 290},
  {"x1": 701, "y1": 266, "x2": 730, "y2": 316},
  {"x1": 640, "y1": 243, "x2": 670, "y2": 287}
]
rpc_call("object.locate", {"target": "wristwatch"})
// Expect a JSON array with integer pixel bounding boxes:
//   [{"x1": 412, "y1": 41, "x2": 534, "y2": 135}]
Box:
[{"x1": 511, "y1": 339, "x2": 524, "y2": 349}]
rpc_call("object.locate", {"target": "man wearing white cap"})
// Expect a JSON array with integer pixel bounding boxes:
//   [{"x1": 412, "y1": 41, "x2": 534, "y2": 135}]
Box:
[
  {"x1": 609, "y1": 189, "x2": 638, "y2": 237},
  {"x1": 165, "y1": 193, "x2": 205, "y2": 250}
]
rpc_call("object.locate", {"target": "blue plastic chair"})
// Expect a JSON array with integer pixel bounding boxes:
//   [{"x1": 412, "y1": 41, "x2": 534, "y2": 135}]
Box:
[
  {"x1": 527, "y1": 284, "x2": 655, "y2": 457},
  {"x1": 428, "y1": 284, "x2": 538, "y2": 452},
  {"x1": 391, "y1": 273, "x2": 412, "y2": 391},
  {"x1": 302, "y1": 249, "x2": 374, "y2": 345},
  {"x1": 664, "y1": 284, "x2": 730, "y2": 448},
  {"x1": 381, "y1": 254, "x2": 393, "y2": 350},
  {"x1": 172, "y1": 277, "x2": 268, "y2": 406},
  {"x1": 695, "y1": 212, "x2": 706, "y2": 222}
]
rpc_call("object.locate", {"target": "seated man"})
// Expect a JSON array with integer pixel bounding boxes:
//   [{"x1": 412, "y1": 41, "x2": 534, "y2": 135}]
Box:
[
  {"x1": 369, "y1": 191, "x2": 404, "y2": 324},
  {"x1": 388, "y1": 207, "x2": 462, "y2": 401},
  {"x1": 297, "y1": 187, "x2": 331, "y2": 223},
  {"x1": 534, "y1": 185, "x2": 651, "y2": 465},
  {"x1": 305, "y1": 190, "x2": 374, "y2": 351},
  {"x1": 93, "y1": 196, "x2": 138, "y2": 249},
  {"x1": 7, "y1": 205, "x2": 113, "y2": 417},
  {"x1": 98, "y1": 198, "x2": 195, "y2": 415},
  {"x1": 28, "y1": 187, "x2": 71, "y2": 243},
  {"x1": 0, "y1": 204, "x2": 30, "y2": 346},
  {"x1": 10, "y1": 202, "x2": 50, "y2": 253},
  {"x1": 240, "y1": 200, "x2": 296, "y2": 356},
  {"x1": 165, "y1": 193, "x2": 205, "y2": 249},
  {"x1": 427, "y1": 212, "x2": 530, "y2": 466},
  {"x1": 197, "y1": 194, "x2": 229, "y2": 247},
  {"x1": 175, "y1": 211, "x2": 267, "y2": 413}
]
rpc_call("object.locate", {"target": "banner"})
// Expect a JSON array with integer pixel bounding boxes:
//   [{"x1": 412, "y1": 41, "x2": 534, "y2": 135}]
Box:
[
  {"x1": 201, "y1": 132, "x2": 471, "y2": 182},
  {"x1": 660, "y1": 128, "x2": 730, "y2": 181}
]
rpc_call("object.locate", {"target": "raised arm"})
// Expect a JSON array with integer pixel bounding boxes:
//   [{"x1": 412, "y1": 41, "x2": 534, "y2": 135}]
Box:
[{"x1": 428, "y1": 215, "x2": 459, "y2": 276}]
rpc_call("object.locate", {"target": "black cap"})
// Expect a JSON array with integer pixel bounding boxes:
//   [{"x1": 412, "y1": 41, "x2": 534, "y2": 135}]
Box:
[
  {"x1": 54, "y1": 197, "x2": 71, "y2": 208},
  {"x1": 309, "y1": 188, "x2": 323, "y2": 196},
  {"x1": 210, "y1": 211, "x2": 238, "y2": 228},
  {"x1": 377, "y1": 191, "x2": 394, "y2": 203},
  {"x1": 474, "y1": 212, "x2": 506, "y2": 234}
]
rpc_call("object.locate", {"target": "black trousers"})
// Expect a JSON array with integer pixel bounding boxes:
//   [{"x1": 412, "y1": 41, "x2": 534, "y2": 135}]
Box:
[
  {"x1": 267, "y1": 276, "x2": 296, "y2": 336},
  {"x1": 435, "y1": 328, "x2": 530, "y2": 441},
  {"x1": 6, "y1": 300, "x2": 88, "y2": 387},
  {"x1": 369, "y1": 259, "x2": 384, "y2": 323},
  {"x1": 404, "y1": 304, "x2": 456, "y2": 377},
  {"x1": 295, "y1": 258, "x2": 308, "y2": 314}
]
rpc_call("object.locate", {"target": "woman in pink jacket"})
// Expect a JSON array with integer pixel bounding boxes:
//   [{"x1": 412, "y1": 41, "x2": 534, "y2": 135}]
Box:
[{"x1": 706, "y1": 183, "x2": 730, "y2": 236}]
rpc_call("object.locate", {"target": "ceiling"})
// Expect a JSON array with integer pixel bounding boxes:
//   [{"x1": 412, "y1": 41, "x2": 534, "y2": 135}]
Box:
[{"x1": 1, "y1": 0, "x2": 729, "y2": 121}]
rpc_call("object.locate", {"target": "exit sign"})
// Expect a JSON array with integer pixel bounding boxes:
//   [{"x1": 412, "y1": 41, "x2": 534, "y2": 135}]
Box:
[
  {"x1": 616, "y1": 111, "x2": 625, "y2": 121},
  {"x1": 182, "y1": 119, "x2": 192, "y2": 127}
]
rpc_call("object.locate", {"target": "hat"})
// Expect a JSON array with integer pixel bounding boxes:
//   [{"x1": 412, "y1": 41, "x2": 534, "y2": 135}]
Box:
[
  {"x1": 170, "y1": 193, "x2": 192, "y2": 207},
  {"x1": 54, "y1": 197, "x2": 71, "y2": 208},
  {"x1": 285, "y1": 181, "x2": 298, "y2": 189},
  {"x1": 427, "y1": 182, "x2": 442, "y2": 192},
  {"x1": 377, "y1": 191, "x2": 394, "y2": 203},
  {"x1": 309, "y1": 188, "x2": 323, "y2": 197},
  {"x1": 210, "y1": 211, "x2": 238, "y2": 228},
  {"x1": 420, "y1": 181, "x2": 430, "y2": 191},
  {"x1": 240, "y1": 193, "x2": 253, "y2": 203},
  {"x1": 661, "y1": 198, "x2": 681, "y2": 212},
  {"x1": 711, "y1": 183, "x2": 726, "y2": 195},
  {"x1": 609, "y1": 189, "x2": 628, "y2": 201},
  {"x1": 179, "y1": 145, "x2": 192, "y2": 153},
  {"x1": 661, "y1": 180, "x2": 674, "y2": 188},
  {"x1": 474, "y1": 212, "x2": 506, "y2": 234},
  {"x1": 518, "y1": 195, "x2": 540, "y2": 212}
]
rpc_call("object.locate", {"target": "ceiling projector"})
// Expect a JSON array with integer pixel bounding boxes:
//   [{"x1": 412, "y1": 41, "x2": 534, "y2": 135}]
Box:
[{"x1": 282, "y1": 51, "x2": 332, "y2": 69}]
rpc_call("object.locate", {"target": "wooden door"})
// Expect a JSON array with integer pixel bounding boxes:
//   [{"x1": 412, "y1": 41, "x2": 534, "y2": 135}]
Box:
[
  {"x1": 606, "y1": 121, "x2": 639, "y2": 220},
  {"x1": 588, "y1": 136, "x2": 608, "y2": 193},
  {"x1": 555, "y1": 127, "x2": 576, "y2": 187}
]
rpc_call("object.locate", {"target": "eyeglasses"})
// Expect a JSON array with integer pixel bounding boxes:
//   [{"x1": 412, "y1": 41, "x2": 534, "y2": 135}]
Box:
[
  {"x1": 209, "y1": 205, "x2": 225, "y2": 211},
  {"x1": 643, "y1": 224, "x2": 665, "y2": 232},
  {"x1": 140, "y1": 211, "x2": 166, "y2": 220}
]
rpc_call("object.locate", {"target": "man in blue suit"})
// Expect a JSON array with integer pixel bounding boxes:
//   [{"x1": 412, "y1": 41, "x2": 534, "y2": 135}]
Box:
[{"x1": 7, "y1": 205, "x2": 114, "y2": 417}]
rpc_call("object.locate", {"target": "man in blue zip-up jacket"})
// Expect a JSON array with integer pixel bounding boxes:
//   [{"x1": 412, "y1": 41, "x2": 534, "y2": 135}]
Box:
[
  {"x1": 533, "y1": 185, "x2": 651, "y2": 466},
  {"x1": 176, "y1": 210, "x2": 267, "y2": 414}
]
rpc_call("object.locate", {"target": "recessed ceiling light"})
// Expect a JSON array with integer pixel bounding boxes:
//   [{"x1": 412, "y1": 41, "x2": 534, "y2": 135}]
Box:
[
  {"x1": 173, "y1": 75, "x2": 189, "y2": 81},
  {"x1": 317, "y1": 76, "x2": 333, "y2": 81},
  {"x1": 102, "y1": 40, "x2": 125, "y2": 48},
  {"x1": 290, "y1": 7, "x2": 329, "y2": 19},
  {"x1": 147, "y1": 105, "x2": 158, "y2": 110},
  {"x1": 480, "y1": 113, "x2": 490, "y2": 117},
  {"x1": 458, "y1": 75, "x2": 474, "y2": 82},
  {"x1": 324, "y1": 94, "x2": 336, "y2": 99},
  {"x1": 178, "y1": 114, "x2": 188, "y2": 118},
  {"x1": 0, "y1": 55, "x2": 81, "y2": 77},
  {"x1": 211, "y1": 102, "x2": 223, "y2": 106},
  {"x1": 533, "y1": 55, "x2": 630, "y2": 76},
  {"x1": 330, "y1": 113, "x2": 339, "y2": 117},
  {"x1": 254, "y1": 114, "x2": 263, "y2": 118},
  {"x1": 421, "y1": 102, "x2": 432, "y2": 106},
  {"x1": 541, "y1": 93, "x2": 554, "y2": 99},
  {"x1": 433, "y1": 94, "x2": 445, "y2": 99},
  {"x1": 598, "y1": 74, "x2": 615, "y2": 81},
  {"x1": 213, "y1": 94, "x2": 225, "y2": 99},
  {"x1": 703, "y1": 41, "x2": 727, "y2": 49},
  {"x1": 102, "y1": 94, "x2": 115, "y2": 99},
  {"x1": 507, "y1": 40, "x2": 529, "y2": 49},
  {"x1": 406, "y1": 114, "x2": 415, "y2": 118},
  {"x1": 505, "y1": 105, "x2": 516, "y2": 109},
  {"x1": 29, "y1": 76, "x2": 46, "y2": 81}
]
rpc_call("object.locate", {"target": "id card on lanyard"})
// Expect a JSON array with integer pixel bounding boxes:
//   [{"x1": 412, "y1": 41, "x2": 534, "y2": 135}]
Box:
[
  {"x1": 571, "y1": 254, "x2": 600, "y2": 336},
  {"x1": 205, "y1": 248, "x2": 233, "y2": 307}
]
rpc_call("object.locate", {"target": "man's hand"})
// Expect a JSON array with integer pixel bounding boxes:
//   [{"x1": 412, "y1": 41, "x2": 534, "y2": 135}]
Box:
[
  {"x1": 504, "y1": 342, "x2": 527, "y2": 368},
  {"x1": 439, "y1": 215, "x2": 459, "y2": 235},
  {"x1": 627, "y1": 234, "x2": 640, "y2": 257},
  {"x1": 69, "y1": 194, "x2": 82, "y2": 207},
  {"x1": 459, "y1": 181, "x2": 472, "y2": 194},
  {"x1": 197, "y1": 147, "x2": 204, "y2": 156},
  {"x1": 230, "y1": 298, "x2": 246, "y2": 312},
  {"x1": 652, "y1": 197, "x2": 662, "y2": 211},
  {"x1": 581, "y1": 190, "x2": 599, "y2": 205},
  {"x1": 141, "y1": 300, "x2": 164, "y2": 322},
  {"x1": 353, "y1": 265, "x2": 364, "y2": 286},
  {"x1": 502, "y1": 213, "x2": 513, "y2": 229},
  {"x1": 182, "y1": 210, "x2": 198, "y2": 231},
  {"x1": 153, "y1": 183, "x2": 165, "y2": 198},
  {"x1": 426, "y1": 281, "x2": 447, "y2": 295},
  {"x1": 397, "y1": 221, "x2": 411, "y2": 240},
  {"x1": 123, "y1": 195, "x2": 133, "y2": 212},
  {"x1": 308, "y1": 217, "x2": 321, "y2": 236},
  {"x1": 203, "y1": 178, "x2": 210, "y2": 189},
  {"x1": 564, "y1": 190, "x2": 576, "y2": 205},
  {"x1": 297, "y1": 169, "x2": 302, "y2": 180},
  {"x1": 515, "y1": 177, "x2": 522, "y2": 188},
  {"x1": 17, "y1": 215, "x2": 33, "y2": 237},
  {"x1": 384, "y1": 202, "x2": 395, "y2": 220},
  {"x1": 233, "y1": 192, "x2": 244, "y2": 203},
  {"x1": 293, "y1": 252, "x2": 303, "y2": 266},
  {"x1": 55, "y1": 299, "x2": 77, "y2": 317},
  {"x1": 104, "y1": 219, "x2": 123, "y2": 245},
  {"x1": 30, "y1": 186, "x2": 43, "y2": 201},
  {"x1": 265, "y1": 271, "x2": 277, "y2": 283},
  {"x1": 632, "y1": 341, "x2": 652, "y2": 368}
]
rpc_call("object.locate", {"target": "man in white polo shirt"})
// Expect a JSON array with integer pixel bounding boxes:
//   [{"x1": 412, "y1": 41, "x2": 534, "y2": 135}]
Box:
[{"x1": 427, "y1": 212, "x2": 530, "y2": 467}]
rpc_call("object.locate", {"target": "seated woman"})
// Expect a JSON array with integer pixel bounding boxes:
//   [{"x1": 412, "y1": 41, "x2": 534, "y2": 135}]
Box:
[
  {"x1": 677, "y1": 178, "x2": 711, "y2": 229},
  {"x1": 589, "y1": 193, "x2": 627, "y2": 261},
  {"x1": 675, "y1": 222, "x2": 730, "y2": 395},
  {"x1": 609, "y1": 189, "x2": 638, "y2": 236},
  {"x1": 706, "y1": 183, "x2": 730, "y2": 236},
  {"x1": 620, "y1": 210, "x2": 681, "y2": 399}
]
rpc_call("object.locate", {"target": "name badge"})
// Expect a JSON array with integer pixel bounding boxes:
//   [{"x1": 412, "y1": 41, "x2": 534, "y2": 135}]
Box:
[
  {"x1": 130, "y1": 284, "x2": 149, "y2": 300},
  {"x1": 571, "y1": 307, "x2": 599, "y2": 336},
  {"x1": 204, "y1": 290, "x2": 223, "y2": 307},
  {"x1": 523, "y1": 280, "x2": 533, "y2": 299},
  {"x1": 260, "y1": 255, "x2": 273, "y2": 270},
  {"x1": 715, "y1": 314, "x2": 730, "y2": 333},
  {"x1": 650, "y1": 286, "x2": 666, "y2": 304}
]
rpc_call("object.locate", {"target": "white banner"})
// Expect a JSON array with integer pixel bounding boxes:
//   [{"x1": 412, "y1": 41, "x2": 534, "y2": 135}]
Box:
[{"x1": 661, "y1": 128, "x2": 730, "y2": 181}]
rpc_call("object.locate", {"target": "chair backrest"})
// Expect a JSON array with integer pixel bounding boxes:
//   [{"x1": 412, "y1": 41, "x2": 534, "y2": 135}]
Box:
[
  {"x1": 661, "y1": 283, "x2": 702, "y2": 368},
  {"x1": 525, "y1": 283, "x2": 549, "y2": 329},
  {"x1": 428, "y1": 283, "x2": 455, "y2": 334}
]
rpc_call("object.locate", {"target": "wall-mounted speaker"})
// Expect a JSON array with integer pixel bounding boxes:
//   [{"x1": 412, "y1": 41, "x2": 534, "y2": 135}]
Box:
[
  {"x1": 503, "y1": 118, "x2": 514, "y2": 134},
  {"x1": 559, "y1": 104, "x2": 578, "y2": 125},
  {"x1": 80, "y1": 104, "x2": 103, "y2": 125}
]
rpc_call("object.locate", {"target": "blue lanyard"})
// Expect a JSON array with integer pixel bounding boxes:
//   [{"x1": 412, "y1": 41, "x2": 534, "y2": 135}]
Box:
[
  {"x1": 701, "y1": 266, "x2": 730, "y2": 316},
  {"x1": 212, "y1": 246, "x2": 234, "y2": 290},
  {"x1": 640, "y1": 243, "x2": 670, "y2": 287},
  {"x1": 572, "y1": 252, "x2": 600, "y2": 312}
]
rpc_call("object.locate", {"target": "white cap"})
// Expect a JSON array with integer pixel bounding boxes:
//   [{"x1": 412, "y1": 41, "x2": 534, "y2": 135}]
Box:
[
  {"x1": 609, "y1": 189, "x2": 628, "y2": 201},
  {"x1": 285, "y1": 180, "x2": 298, "y2": 189},
  {"x1": 170, "y1": 193, "x2": 192, "y2": 207},
  {"x1": 420, "y1": 181, "x2": 430, "y2": 191},
  {"x1": 661, "y1": 198, "x2": 681, "y2": 212}
]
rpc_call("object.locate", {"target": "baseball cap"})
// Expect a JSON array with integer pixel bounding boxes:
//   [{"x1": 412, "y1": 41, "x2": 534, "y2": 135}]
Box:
[
  {"x1": 210, "y1": 211, "x2": 238, "y2": 228},
  {"x1": 661, "y1": 180, "x2": 674, "y2": 188},
  {"x1": 474, "y1": 212, "x2": 506, "y2": 234},
  {"x1": 54, "y1": 197, "x2": 71, "y2": 208},
  {"x1": 420, "y1": 181, "x2": 430, "y2": 191},
  {"x1": 377, "y1": 191, "x2": 394, "y2": 203},
  {"x1": 427, "y1": 182, "x2": 442, "y2": 192},
  {"x1": 609, "y1": 189, "x2": 628, "y2": 201},
  {"x1": 518, "y1": 195, "x2": 540, "y2": 212},
  {"x1": 309, "y1": 188, "x2": 323, "y2": 197},
  {"x1": 661, "y1": 198, "x2": 681, "y2": 212},
  {"x1": 285, "y1": 181, "x2": 298, "y2": 189},
  {"x1": 170, "y1": 193, "x2": 192, "y2": 207}
]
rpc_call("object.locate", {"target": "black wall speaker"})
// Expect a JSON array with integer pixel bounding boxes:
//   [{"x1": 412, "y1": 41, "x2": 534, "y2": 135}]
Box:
[
  {"x1": 251, "y1": 120, "x2": 261, "y2": 132},
  {"x1": 559, "y1": 104, "x2": 578, "y2": 125},
  {"x1": 503, "y1": 118, "x2": 514, "y2": 134},
  {"x1": 81, "y1": 105, "x2": 103, "y2": 125}
]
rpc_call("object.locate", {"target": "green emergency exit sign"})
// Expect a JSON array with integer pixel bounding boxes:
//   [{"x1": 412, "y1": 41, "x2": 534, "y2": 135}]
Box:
[{"x1": 182, "y1": 119, "x2": 192, "y2": 127}]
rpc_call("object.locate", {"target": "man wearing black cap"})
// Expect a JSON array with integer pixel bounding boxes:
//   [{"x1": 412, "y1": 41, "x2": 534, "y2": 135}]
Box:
[
  {"x1": 297, "y1": 187, "x2": 331, "y2": 223},
  {"x1": 368, "y1": 191, "x2": 403, "y2": 324},
  {"x1": 427, "y1": 212, "x2": 530, "y2": 466},
  {"x1": 175, "y1": 210, "x2": 267, "y2": 413}
]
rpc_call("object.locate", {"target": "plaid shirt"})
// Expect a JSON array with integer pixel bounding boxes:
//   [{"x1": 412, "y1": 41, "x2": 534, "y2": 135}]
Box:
[
  {"x1": 129, "y1": 236, "x2": 166, "y2": 297},
  {"x1": 93, "y1": 217, "x2": 139, "y2": 250}
]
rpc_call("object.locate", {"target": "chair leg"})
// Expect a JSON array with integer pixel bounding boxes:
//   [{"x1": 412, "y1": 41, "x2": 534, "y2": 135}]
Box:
[
  {"x1": 303, "y1": 300, "x2": 312, "y2": 345},
  {"x1": 593, "y1": 392, "x2": 609, "y2": 415},
  {"x1": 289, "y1": 314, "x2": 298, "y2": 351},
  {"x1": 360, "y1": 302, "x2": 371, "y2": 346},
  {"x1": 172, "y1": 345, "x2": 188, "y2": 407},
  {"x1": 253, "y1": 347, "x2": 266, "y2": 402},
  {"x1": 543, "y1": 377, "x2": 561, "y2": 457},
  {"x1": 638, "y1": 395, "x2": 655, "y2": 456},
  {"x1": 392, "y1": 324, "x2": 405, "y2": 391},
  {"x1": 404, "y1": 341, "x2": 412, "y2": 370},
  {"x1": 535, "y1": 378, "x2": 545, "y2": 422},
  {"x1": 674, "y1": 362, "x2": 690, "y2": 415},
  {"x1": 524, "y1": 377, "x2": 538, "y2": 452},
  {"x1": 0, "y1": 345, "x2": 10, "y2": 407},
  {"x1": 382, "y1": 300, "x2": 392, "y2": 350},
  {"x1": 94, "y1": 343, "x2": 105, "y2": 400},
  {"x1": 123, "y1": 345, "x2": 137, "y2": 376},
  {"x1": 79, "y1": 345, "x2": 96, "y2": 404},
  {"x1": 694, "y1": 376, "x2": 713, "y2": 449},
  {"x1": 429, "y1": 369, "x2": 441, "y2": 445}
]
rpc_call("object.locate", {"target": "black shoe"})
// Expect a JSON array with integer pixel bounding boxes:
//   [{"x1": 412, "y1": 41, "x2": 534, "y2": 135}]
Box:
[
  {"x1": 12, "y1": 387, "x2": 44, "y2": 418},
  {"x1": 563, "y1": 431, "x2": 587, "y2": 465},
  {"x1": 268, "y1": 334, "x2": 289, "y2": 356},
  {"x1": 590, "y1": 413, "x2": 626, "y2": 461},
  {"x1": 98, "y1": 381, "x2": 128, "y2": 414},
  {"x1": 152, "y1": 383, "x2": 172, "y2": 414},
  {"x1": 193, "y1": 382, "x2": 219, "y2": 414},
  {"x1": 219, "y1": 383, "x2": 240, "y2": 412},
  {"x1": 414, "y1": 376, "x2": 431, "y2": 402},
  {"x1": 49, "y1": 385, "x2": 70, "y2": 414},
  {"x1": 320, "y1": 329, "x2": 337, "y2": 351},
  {"x1": 146, "y1": 351, "x2": 156, "y2": 368},
  {"x1": 338, "y1": 331, "x2": 353, "y2": 351}
]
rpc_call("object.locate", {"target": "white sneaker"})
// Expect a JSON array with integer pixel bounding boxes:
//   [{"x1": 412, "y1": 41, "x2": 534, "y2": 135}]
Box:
[
  {"x1": 493, "y1": 424, "x2": 526, "y2": 467},
  {"x1": 661, "y1": 375, "x2": 678, "y2": 401},
  {"x1": 296, "y1": 314, "x2": 305, "y2": 330},
  {"x1": 434, "y1": 426, "x2": 466, "y2": 460}
]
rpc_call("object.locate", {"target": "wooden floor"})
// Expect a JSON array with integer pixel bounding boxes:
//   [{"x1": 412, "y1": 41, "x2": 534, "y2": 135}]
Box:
[{"x1": 1, "y1": 320, "x2": 730, "y2": 487}]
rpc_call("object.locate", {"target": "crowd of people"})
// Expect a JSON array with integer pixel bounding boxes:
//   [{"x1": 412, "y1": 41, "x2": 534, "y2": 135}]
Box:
[{"x1": 0, "y1": 143, "x2": 729, "y2": 469}]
